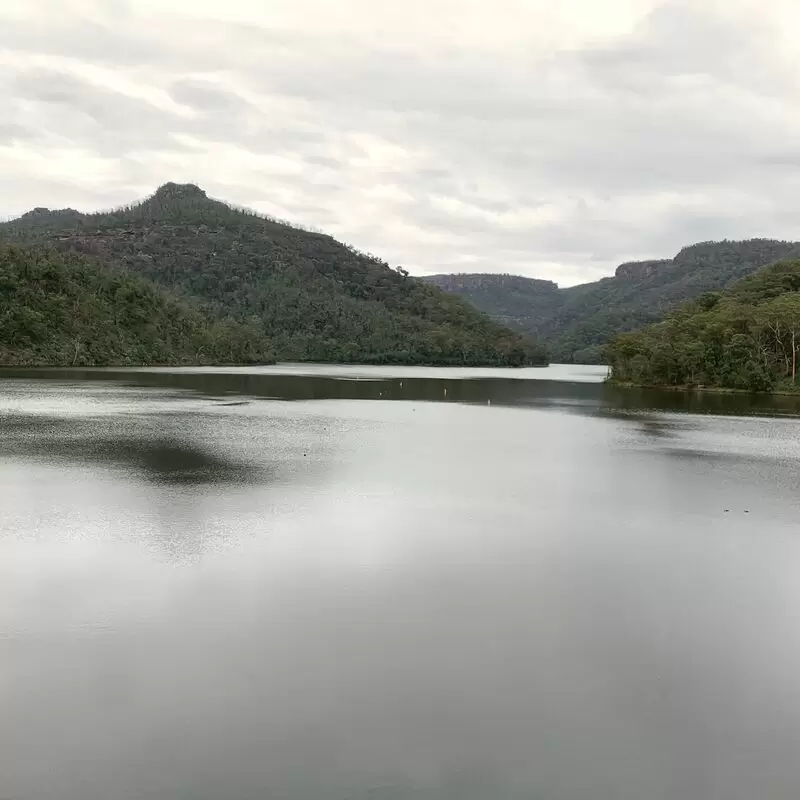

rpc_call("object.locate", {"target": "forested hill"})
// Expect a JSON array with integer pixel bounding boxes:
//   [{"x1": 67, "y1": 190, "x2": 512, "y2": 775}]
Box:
[
  {"x1": 606, "y1": 259, "x2": 800, "y2": 392},
  {"x1": 0, "y1": 245, "x2": 274, "y2": 366},
  {"x1": 0, "y1": 183, "x2": 546, "y2": 367},
  {"x1": 424, "y1": 239, "x2": 800, "y2": 363},
  {"x1": 424, "y1": 274, "x2": 561, "y2": 331}
]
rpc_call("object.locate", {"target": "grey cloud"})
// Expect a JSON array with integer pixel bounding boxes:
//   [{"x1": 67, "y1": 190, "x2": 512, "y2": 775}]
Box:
[
  {"x1": 375, "y1": 168, "x2": 516, "y2": 215},
  {"x1": 250, "y1": 48, "x2": 565, "y2": 122},
  {"x1": 0, "y1": 12, "x2": 316, "y2": 74},
  {"x1": 13, "y1": 69, "x2": 149, "y2": 119},
  {"x1": 415, "y1": 168, "x2": 452, "y2": 182},
  {"x1": 580, "y1": 1, "x2": 785, "y2": 94},
  {"x1": 0, "y1": 17, "x2": 166, "y2": 68},
  {"x1": 0, "y1": 123, "x2": 35, "y2": 144},
  {"x1": 460, "y1": 197, "x2": 514, "y2": 215},
  {"x1": 176, "y1": 117, "x2": 334, "y2": 157},
  {"x1": 11, "y1": 67, "x2": 185, "y2": 155},
  {"x1": 168, "y1": 79, "x2": 251, "y2": 112},
  {"x1": 302, "y1": 154, "x2": 343, "y2": 169},
  {"x1": 758, "y1": 153, "x2": 800, "y2": 168},
  {"x1": 196, "y1": 174, "x2": 344, "y2": 210},
  {"x1": 8, "y1": 66, "x2": 324, "y2": 162}
]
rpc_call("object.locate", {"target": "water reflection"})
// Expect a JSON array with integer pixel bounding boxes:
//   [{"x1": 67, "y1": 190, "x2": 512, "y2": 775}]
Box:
[
  {"x1": 605, "y1": 383, "x2": 800, "y2": 417},
  {"x1": 0, "y1": 366, "x2": 607, "y2": 409},
  {"x1": 0, "y1": 413, "x2": 263, "y2": 486},
  {"x1": 602, "y1": 412, "x2": 682, "y2": 440},
  {"x1": 2, "y1": 364, "x2": 799, "y2": 416}
]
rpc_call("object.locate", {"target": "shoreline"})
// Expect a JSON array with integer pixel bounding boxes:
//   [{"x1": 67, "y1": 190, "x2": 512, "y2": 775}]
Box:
[
  {"x1": 0, "y1": 359, "x2": 550, "y2": 370},
  {"x1": 607, "y1": 380, "x2": 800, "y2": 397}
]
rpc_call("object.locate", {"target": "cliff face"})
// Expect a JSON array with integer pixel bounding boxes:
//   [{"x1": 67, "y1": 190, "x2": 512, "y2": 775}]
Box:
[
  {"x1": 152, "y1": 182, "x2": 207, "y2": 200},
  {"x1": 429, "y1": 273, "x2": 558, "y2": 293},
  {"x1": 614, "y1": 260, "x2": 671, "y2": 281}
]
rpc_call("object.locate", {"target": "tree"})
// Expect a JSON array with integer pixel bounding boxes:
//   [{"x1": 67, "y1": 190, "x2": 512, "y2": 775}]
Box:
[{"x1": 759, "y1": 294, "x2": 800, "y2": 384}]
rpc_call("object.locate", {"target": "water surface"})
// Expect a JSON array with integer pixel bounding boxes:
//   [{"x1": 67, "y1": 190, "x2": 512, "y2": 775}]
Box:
[{"x1": 2, "y1": 364, "x2": 800, "y2": 800}]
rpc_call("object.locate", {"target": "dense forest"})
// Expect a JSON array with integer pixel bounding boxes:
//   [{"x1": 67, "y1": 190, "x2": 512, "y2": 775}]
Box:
[
  {"x1": 0, "y1": 245, "x2": 274, "y2": 366},
  {"x1": 425, "y1": 239, "x2": 800, "y2": 363},
  {"x1": 424, "y1": 274, "x2": 561, "y2": 331},
  {"x1": 0, "y1": 183, "x2": 546, "y2": 367},
  {"x1": 606, "y1": 260, "x2": 800, "y2": 392}
]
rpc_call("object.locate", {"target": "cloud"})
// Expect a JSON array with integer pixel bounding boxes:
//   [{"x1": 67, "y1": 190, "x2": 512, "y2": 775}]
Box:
[
  {"x1": 2, "y1": 0, "x2": 800, "y2": 285},
  {"x1": 168, "y1": 79, "x2": 252, "y2": 113},
  {"x1": 0, "y1": 123, "x2": 35, "y2": 145}
]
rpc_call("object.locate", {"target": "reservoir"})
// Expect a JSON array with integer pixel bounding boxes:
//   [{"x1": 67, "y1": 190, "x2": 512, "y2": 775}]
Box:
[{"x1": 2, "y1": 364, "x2": 800, "y2": 800}]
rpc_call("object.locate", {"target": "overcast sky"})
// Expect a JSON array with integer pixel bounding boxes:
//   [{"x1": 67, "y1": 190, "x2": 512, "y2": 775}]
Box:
[{"x1": 2, "y1": 0, "x2": 800, "y2": 285}]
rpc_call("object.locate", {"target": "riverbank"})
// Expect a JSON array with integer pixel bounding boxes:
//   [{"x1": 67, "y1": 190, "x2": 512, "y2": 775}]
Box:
[{"x1": 607, "y1": 379, "x2": 800, "y2": 397}]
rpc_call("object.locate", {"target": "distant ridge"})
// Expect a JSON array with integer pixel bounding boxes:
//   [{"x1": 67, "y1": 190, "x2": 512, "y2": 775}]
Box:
[{"x1": 425, "y1": 239, "x2": 800, "y2": 362}]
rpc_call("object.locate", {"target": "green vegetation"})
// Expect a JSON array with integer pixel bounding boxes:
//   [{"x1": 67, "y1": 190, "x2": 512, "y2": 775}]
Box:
[
  {"x1": 424, "y1": 274, "x2": 561, "y2": 331},
  {"x1": 0, "y1": 183, "x2": 546, "y2": 367},
  {"x1": 606, "y1": 260, "x2": 800, "y2": 392},
  {"x1": 425, "y1": 240, "x2": 800, "y2": 363},
  {"x1": 0, "y1": 245, "x2": 274, "y2": 366}
]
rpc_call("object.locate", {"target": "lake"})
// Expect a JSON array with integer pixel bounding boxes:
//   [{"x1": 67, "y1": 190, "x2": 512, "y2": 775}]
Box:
[{"x1": 2, "y1": 363, "x2": 800, "y2": 800}]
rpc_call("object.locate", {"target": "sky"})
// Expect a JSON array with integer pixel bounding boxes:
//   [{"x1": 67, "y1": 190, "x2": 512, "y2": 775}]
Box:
[{"x1": 2, "y1": 0, "x2": 800, "y2": 286}]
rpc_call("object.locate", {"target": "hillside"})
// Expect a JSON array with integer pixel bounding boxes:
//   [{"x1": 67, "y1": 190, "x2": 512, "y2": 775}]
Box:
[
  {"x1": 0, "y1": 244, "x2": 273, "y2": 366},
  {"x1": 0, "y1": 184, "x2": 546, "y2": 367},
  {"x1": 606, "y1": 260, "x2": 800, "y2": 392},
  {"x1": 424, "y1": 240, "x2": 800, "y2": 363},
  {"x1": 424, "y1": 274, "x2": 562, "y2": 331}
]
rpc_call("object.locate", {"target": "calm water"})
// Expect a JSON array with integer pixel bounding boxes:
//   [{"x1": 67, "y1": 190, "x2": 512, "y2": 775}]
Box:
[{"x1": 2, "y1": 364, "x2": 800, "y2": 800}]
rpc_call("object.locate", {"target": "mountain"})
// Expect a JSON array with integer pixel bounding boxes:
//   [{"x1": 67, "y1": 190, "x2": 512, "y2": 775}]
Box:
[
  {"x1": 0, "y1": 244, "x2": 274, "y2": 366},
  {"x1": 424, "y1": 239, "x2": 800, "y2": 363},
  {"x1": 0, "y1": 183, "x2": 546, "y2": 367},
  {"x1": 606, "y1": 259, "x2": 800, "y2": 392},
  {"x1": 424, "y1": 274, "x2": 562, "y2": 331}
]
